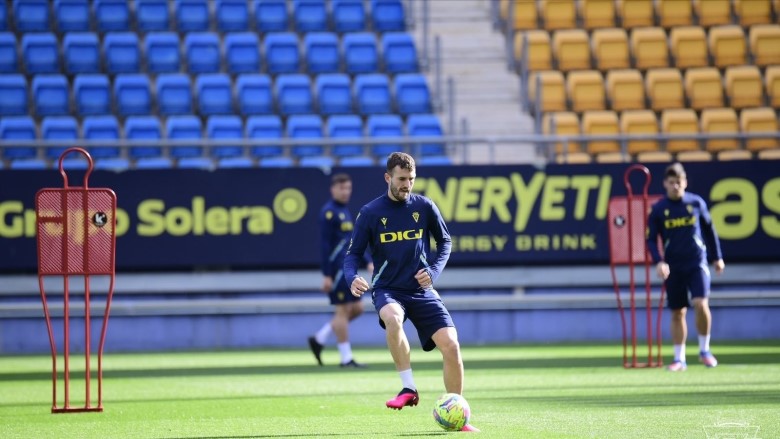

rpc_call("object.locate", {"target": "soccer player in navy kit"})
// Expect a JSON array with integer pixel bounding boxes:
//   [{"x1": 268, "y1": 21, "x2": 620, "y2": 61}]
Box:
[
  {"x1": 646, "y1": 163, "x2": 725, "y2": 372},
  {"x1": 344, "y1": 152, "x2": 479, "y2": 432},
  {"x1": 308, "y1": 173, "x2": 371, "y2": 368}
]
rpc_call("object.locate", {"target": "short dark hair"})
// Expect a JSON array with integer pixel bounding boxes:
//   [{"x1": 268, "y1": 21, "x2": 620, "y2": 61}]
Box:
[
  {"x1": 331, "y1": 173, "x2": 351, "y2": 186},
  {"x1": 664, "y1": 162, "x2": 686, "y2": 179},
  {"x1": 386, "y1": 152, "x2": 415, "y2": 174}
]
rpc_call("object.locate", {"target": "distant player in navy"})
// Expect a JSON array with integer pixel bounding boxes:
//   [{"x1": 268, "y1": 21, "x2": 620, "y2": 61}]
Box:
[
  {"x1": 647, "y1": 162, "x2": 725, "y2": 371},
  {"x1": 344, "y1": 152, "x2": 479, "y2": 432},
  {"x1": 308, "y1": 173, "x2": 371, "y2": 368}
]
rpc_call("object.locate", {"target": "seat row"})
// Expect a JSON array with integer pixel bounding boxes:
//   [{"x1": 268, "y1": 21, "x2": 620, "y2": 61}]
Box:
[
  {"x1": 0, "y1": 30, "x2": 419, "y2": 76},
  {"x1": 501, "y1": 0, "x2": 779, "y2": 31},
  {"x1": 4, "y1": 0, "x2": 406, "y2": 34}
]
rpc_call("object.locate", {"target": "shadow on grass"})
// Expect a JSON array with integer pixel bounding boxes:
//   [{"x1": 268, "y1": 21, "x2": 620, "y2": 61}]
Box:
[{"x1": 506, "y1": 388, "x2": 780, "y2": 407}]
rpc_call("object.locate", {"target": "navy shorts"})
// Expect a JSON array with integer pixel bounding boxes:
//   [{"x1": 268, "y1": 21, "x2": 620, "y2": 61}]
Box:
[
  {"x1": 371, "y1": 288, "x2": 454, "y2": 352},
  {"x1": 665, "y1": 264, "x2": 711, "y2": 310},
  {"x1": 329, "y1": 270, "x2": 361, "y2": 305}
]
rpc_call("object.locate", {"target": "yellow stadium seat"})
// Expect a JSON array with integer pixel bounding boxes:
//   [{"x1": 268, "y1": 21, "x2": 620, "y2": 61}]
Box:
[
  {"x1": 717, "y1": 149, "x2": 753, "y2": 161},
  {"x1": 701, "y1": 108, "x2": 739, "y2": 152},
  {"x1": 542, "y1": 111, "x2": 581, "y2": 155},
  {"x1": 670, "y1": 26, "x2": 709, "y2": 69},
  {"x1": 685, "y1": 67, "x2": 724, "y2": 110},
  {"x1": 740, "y1": 107, "x2": 780, "y2": 151},
  {"x1": 553, "y1": 29, "x2": 591, "y2": 72},
  {"x1": 734, "y1": 0, "x2": 773, "y2": 26},
  {"x1": 630, "y1": 27, "x2": 669, "y2": 70},
  {"x1": 620, "y1": 110, "x2": 659, "y2": 154},
  {"x1": 677, "y1": 150, "x2": 713, "y2": 162},
  {"x1": 749, "y1": 24, "x2": 780, "y2": 67},
  {"x1": 592, "y1": 28, "x2": 630, "y2": 70},
  {"x1": 724, "y1": 66, "x2": 764, "y2": 110},
  {"x1": 567, "y1": 70, "x2": 606, "y2": 112},
  {"x1": 596, "y1": 151, "x2": 630, "y2": 163},
  {"x1": 556, "y1": 152, "x2": 593, "y2": 163},
  {"x1": 646, "y1": 68, "x2": 685, "y2": 111},
  {"x1": 637, "y1": 150, "x2": 674, "y2": 163},
  {"x1": 501, "y1": 0, "x2": 538, "y2": 31},
  {"x1": 692, "y1": 0, "x2": 732, "y2": 27},
  {"x1": 661, "y1": 109, "x2": 700, "y2": 152},
  {"x1": 606, "y1": 69, "x2": 645, "y2": 111},
  {"x1": 758, "y1": 148, "x2": 780, "y2": 159},
  {"x1": 582, "y1": 110, "x2": 620, "y2": 154},
  {"x1": 528, "y1": 71, "x2": 567, "y2": 113},
  {"x1": 709, "y1": 25, "x2": 747, "y2": 68},
  {"x1": 617, "y1": 0, "x2": 654, "y2": 29},
  {"x1": 580, "y1": 0, "x2": 616, "y2": 30},
  {"x1": 765, "y1": 66, "x2": 780, "y2": 108},
  {"x1": 514, "y1": 30, "x2": 552, "y2": 72},
  {"x1": 540, "y1": 0, "x2": 577, "y2": 31},
  {"x1": 656, "y1": 0, "x2": 693, "y2": 28}
]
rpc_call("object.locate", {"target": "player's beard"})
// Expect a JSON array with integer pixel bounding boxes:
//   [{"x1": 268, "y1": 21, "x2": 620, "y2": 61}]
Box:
[{"x1": 390, "y1": 183, "x2": 409, "y2": 201}]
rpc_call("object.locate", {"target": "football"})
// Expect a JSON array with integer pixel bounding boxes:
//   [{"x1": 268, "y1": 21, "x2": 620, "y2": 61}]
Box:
[{"x1": 432, "y1": 393, "x2": 471, "y2": 431}]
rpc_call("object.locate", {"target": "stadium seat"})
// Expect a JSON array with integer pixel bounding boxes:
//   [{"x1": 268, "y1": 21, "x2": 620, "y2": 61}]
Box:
[
  {"x1": 299, "y1": 155, "x2": 335, "y2": 168},
  {"x1": 236, "y1": 74, "x2": 274, "y2": 115},
  {"x1": 630, "y1": 27, "x2": 669, "y2": 70},
  {"x1": 418, "y1": 155, "x2": 452, "y2": 165},
  {"x1": 542, "y1": 111, "x2": 580, "y2": 155},
  {"x1": 216, "y1": 0, "x2": 249, "y2": 32},
  {"x1": 83, "y1": 115, "x2": 121, "y2": 159},
  {"x1": 63, "y1": 33, "x2": 101, "y2": 74},
  {"x1": 260, "y1": 156, "x2": 295, "y2": 167},
  {"x1": 144, "y1": 32, "x2": 181, "y2": 73},
  {"x1": 591, "y1": 28, "x2": 629, "y2": 71},
  {"x1": 286, "y1": 114, "x2": 324, "y2": 157},
  {"x1": 693, "y1": 0, "x2": 731, "y2": 27},
  {"x1": 156, "y1": 73, "x2": 193, "y2": 115},
  {"x1": 741, "y1": 107, "x2": 780, "y2": 151},
  {"x1": 223, "y1": 33, "x2": 261, "y2": 74},
  {"x1": 246, "y1": 115, "x2": 284, "y2": 158},
  {"x1": 264, "y1": 32, "x2": 301, "y2": 74},
  {"x1": 175, "y1": 0, "x2": 210, "y2": 32},
  {"x1": 185, "y1": 33, "x2": 221, "y2": 73},
  {"x1": 0, "y1": 74, "x2": 27, "y2": 116},
  {"x1": 293, "y1": 0, "x2": 328, "y2": 32},
  {"x1": 21, "y1": 33, "x2": 59, "y2": 74},
  {"x1": 605, "y1": 69, "x2": 644, "y2": 111},
  {"x1": 394, "y1": 73, "x2": 432, "y2": 115},
  {"x1": 339, "y1": 155, "x2": 375, "y2": 166},
  {"x1": 684, "y1": 68, "x2": 724, "y2": 110},
  {"x1": 327, "y1": 115, "x2": 364, "y2": 157},
  {"x1": 513, "y1": 30, "x2": 551, "y2": 72},
  {"x1": 501, "y1": 0, "x2": 538, "y2": 31},
  {"x1": 254, "y1": 0, "x2": 289, "y2": 32},
  {"x1": 749, "y1": 25, "x2": 780, "y2": 67},
  {"x1": 567, "y1": 70, "x2": 606, "y2": 112},
  {"x1": 332, "y1": 0, "x2": 366, "y2": 33},
  {"x1": 41, "y1": 116, "x2": 78, "y2": 160},
  {"x1": 0, "y1": 3, "x2": 5, "y2": 31},
  {"x1": 166, "y1": 115, "x2": 203, "y2": 158},
  {"x1": 767, "y1": 66, "x2": 780, "y2": 108},
  {"x1": 725, "y1": 66, "x2": 764, "y2": 110},
  {"x1": 207, "y1": 115, "x2": 244, "y2": 158},
  {"x1": 620, "y1": 110, "x2": 659, "y2": 154},
  {"x1": 354, "y1": 73, "x2": 392, "y2": 115},
  {"x1": 32, "y1": 74, "x2": 70, "y2": 117},
  {"x1": 0, "y1": 33, "x2": 17, "y2": 73},
  {"x1": 343, "y1": 32, "x2": 378, "y2": 74},
  {"x1": 734, "y1": 0, "x2": 773, "y2": 26},
  {"x1": 582, "y1": 110, "x2": 619, "y2": 154},
  {"x1": 382, "y1": 32, "x2": 419, "y2": 74},
  {"x1": 709, "y1": 26, "x2": 747, "y2": 68},
  {"x1": 113, "y1": 74, "x2": 151, "y2": 116},
  {"x1": 616, "y1": 0, "x2": 653, "y2": 29},
  {"x1": 136, "y1": 0, "x2": 170, "y2": 32},
  {"x1": 315, "y1": 73, "x2": 352, "y2": 115},
  {"x1": 594, "y1": 151, "x2": 629, "y2": 163},
  {"x1": 0, "y1": 116, "x2": 37, "y2": 160},
  {"x1": 54, "y1": 0, "x2": 90, "y2": 32},
  {"x1": 304, "y1": 32, "x2": 340, "y2": 74},
  {"x1": 677, "y1": 149, "x2": 712, "y2": 164},
  {"x1": 717, "y1": 149, "x2": 753, "y2": 161},
  {"x1": 407, "y1": 114, "x2": 445, "y2": 157},
  {"x1": 646, "y1": 68, "x2": 684, "y2": 111},
  {"x1": 371, "y1": 0, "x2": 405, "y2": 32},
  {"x1": 527, "y1": 70, "x2": 566, "y2": 113},
  {"x1": 93, "y1": 0, "x2": 130, "y2": 32},
  {"x1": 103, "y1": 33, "x2": 141, "y2": 74},
  {"x1": 636, "y1": 150, "x2": 673, "y2": 163},
  {"x1": 670, "y1": 27, "x2": 708, "y2": 69},
  {"x1": 196, "y1": 73, "x2": 234, "y2": 116},
  {"x1": 552, "y1": 29, "x2": 590, "y2": 72},
  {"x1": 540, "y1": 0, "x2": 576, "y2": 30},
  {"x1": 218, "y1": 156, "x2": 254, "y2": 168},
  {"x1": 13, "y1": 0, "x2": 49, "y2": 32},
  {"x1": 661, "y1": 109, "x2": 700, "y2": 153},
  {"x1": 276, "y1": 74, "x2": 313, "y2": 115},
  {"x1": 125, "y1": 115, "x2": 163, "y2": 160},
  {"x1": 655, "y1": 0, "x2": 692, "y2": 28},
  {"x1": 366, "y1": 114, "x2": 403, "y2": 157},
  {"x1": 73, "y1": 74, "x2": 110, "y2": 116},
  {"x1": 700, "y1": 108, "x2": 739, "y2": 152},
  {"x1": 580, "y1": 0, "x2": 616, "y2": 30},
  {"x1": 9, "y1": 159, "x2": 48, "y2": 169}
]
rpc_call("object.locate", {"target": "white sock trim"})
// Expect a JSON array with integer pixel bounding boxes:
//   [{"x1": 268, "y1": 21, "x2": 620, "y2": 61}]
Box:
[
  {"x1": 399, "y1": 368, "x2": 416, "y2": 391},
  {"x1": 337, "y1": 341, "x2": 352, "y2": 363},
  {"x1": 673, "y1": 344, "x2": 686, "y2": 363},
  {"x1": 315, "y1": 322, "x2": 331, "y2": 345}
]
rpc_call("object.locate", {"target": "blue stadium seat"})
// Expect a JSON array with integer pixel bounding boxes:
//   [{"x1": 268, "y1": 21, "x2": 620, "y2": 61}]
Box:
[
  {"x1": 407, "y1": 114, "x2": 445, "y2": 156},
  {"x1": 299, "y1": 155, "x2": 335, "y2": 168},
  {"x1": 93, "y1": 0, "x2": 130, "y2": 32},
  {"x1": 224, "y1": 32, "x2": 261, "y2": 74},
  {"x1": 82, "y1": 115, "x2": 121, "y2": 159},
  {"x1": 0, "y1": 33, "x2": 16, "y2": 73},
  {"x1": 103, "y1": 32, "x2": 141, "y2": 74},
  {"x1": 366, "y1": 114, "x2": 403, "y2": 157},
  {"x1": 343, "y1": 32, "x2": 378, "y2": 74},
  {"x1": 276, "y1": 74, "x2": 313, "y2": 115},
  {"x1": 196, "y1": 73, "x2": 233, "y2": 116},
  {"x1": 293, "y1": 0, "x2": 328, "y2": 32},
  {"x1": 136, "y1": 157, "x2": 174, "y2": 169},
  {"x1": 286, "y1": 114, "x2": 324, "y2": 157},
  {"x1": 54, "y1": 0, "x2": 90, "y2": 32},
  {"x1": 339, "y1": 155, "x2": 375, "y2": 166},
  {"x1": 264, "y1": 32, "x2": 300, "y2": 74},
  {"x1": 125, "y1": 115, "x2": 163, "y2": 159},
  {"x1": 304, "y1": 32, "x2": 340, "y2": 73},
  {"x1": 371, "y1": 0, "x2": 405, "y2": 32},
  {"x1": 185, "y1": 32, "x2": 221, "y2": 73},
  {"x1": 9, "y1": 159, "x2": 48, "y2": 169},
  {"x1": 13, "y1": 0, "x2": 49, "y2": 32},
  {"x1": 354, "y1": 73, "x2": 392, "y2": 115},
  {"x1": 93, "y1": 157, "x2": 130, "y2": 171},
  {"x1": 136, "y1": 0, "x2": 170, "y2": 32},
  {"x1": 63, "y1": 33, "x2": 101, "y2": 74},
  {"x1": 41, "y1": 116, "x2": 79, "y2": 160},
  {"x1": 394, "y1": 73, "x2": 431, "y2": 115},
  {"x1": 21, "y1": 33, "x2": 60, "y2": 74},
  {"x1": 0, "y1": 116, "x2": 37, "y2": 160},
  {"x1": 174, "y1": 0, "x2": 210, "y2": 32},
  {"x1": 144, "y1": 32, "x2": 180, "y2": 73},
  {"x1": 177, "y1": 157, "x2": 214, "y2": 169},
  {"x1": 216, "y1": 0, "x2": 249, "y2": 32},
  {"x1": 74, "y1": 74, "x2": 110, "y2": 116},
  {"x1": 0, "y1": 74, "x2": 28, "y2": 116},
  {"x1": 165, "y1": 115, "x2": 203, "y2": 158},
  {"x1": 327, "y1": 115, "x2": 364, "y2": 157},
  {"x1": 382, "y1": 32, "x2": 419, "y2": 73},
  {"x1": 419, "y1": 155, "x2": 452, "y2": 165},
  {"x1": 315, "y1": 73, "x2": 352, "y2": 115},
  {"x1": 246, "y1": 115, "x2": 284, "y2": 158},
  {"x1": 254, "y1": 0, "x2": 288, "y2": 32},
  {"x1": 114, "y1": 74, "x2": 152, "y2": 116},
  {"x1": 156, "y1": 73, "x2": 193, "y2": 115},
  {"x1": 0, "y1": 2, "x2": 7, "y2": 31},
  {"x1": 218, "y1": 156, "x2": 254, "y2": 168},
  {"x1": 207, "y1": 115, "x2": 244, "y2": 158},
  {"x1": 32, "y1": 74, "x2": 70, "y2": 117},
  {"x1": 332, "y1": 0, "x2": 366, "y2": 33},
  {"x1": 236, "y1": 74, "x2": 273, "y2": 115},
  {"x1": 259, "y1": 156, "x2": 294, "y2": 167}
]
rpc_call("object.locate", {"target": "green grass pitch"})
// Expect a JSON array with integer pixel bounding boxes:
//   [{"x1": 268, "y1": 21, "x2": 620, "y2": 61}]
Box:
[{"x1": 1, "y1": 342, "x2": 778, "y2": 438}]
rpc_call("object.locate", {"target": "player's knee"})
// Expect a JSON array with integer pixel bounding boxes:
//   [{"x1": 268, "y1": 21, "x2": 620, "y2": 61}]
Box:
[{"x1": 381, "y1": 313, "x2": 404, "y2": 330}]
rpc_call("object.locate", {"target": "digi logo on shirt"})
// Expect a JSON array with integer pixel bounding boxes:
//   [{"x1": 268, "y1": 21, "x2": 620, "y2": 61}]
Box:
[{"x1": 379, "y1": 229, "x2": 424, "y2": 243}]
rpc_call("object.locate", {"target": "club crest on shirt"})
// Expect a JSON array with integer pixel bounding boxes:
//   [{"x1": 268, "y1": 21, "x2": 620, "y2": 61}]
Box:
[
  {"x1": 687, "y1": 205, "x2": 693, "y2": 213},
  {"x1": 326, "y1": 211, "x2": 333, "y2": 220},
  {"x1": 664, "y1": 209, "x2": 669, "y2": 217},
  {"x1": 339, "y1": 212, "x2": 345, "y2": 220},
  {"x1": 412, "y1": 212, "x2": 420, "y2": 223}
]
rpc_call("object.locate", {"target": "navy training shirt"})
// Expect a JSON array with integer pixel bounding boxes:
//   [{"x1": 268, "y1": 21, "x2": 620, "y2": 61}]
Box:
[{"x1": 319, "y1": 199, "x2": 353, "y2": 277}]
